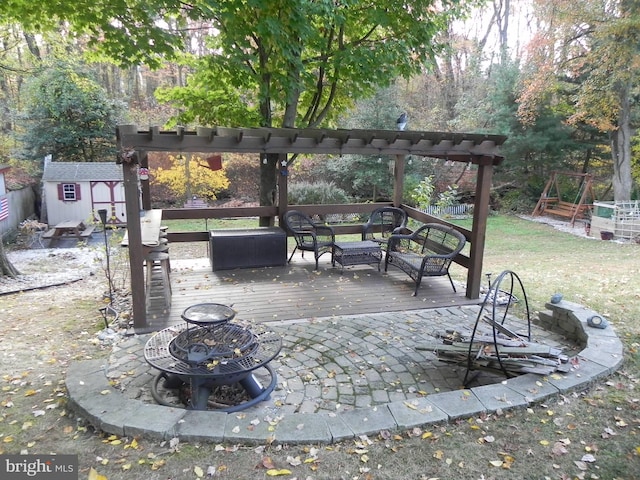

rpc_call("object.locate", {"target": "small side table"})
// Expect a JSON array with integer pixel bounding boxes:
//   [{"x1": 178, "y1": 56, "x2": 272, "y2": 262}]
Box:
[{"x1": 333, "y1": 240, "x2": 383, "y2": 271}]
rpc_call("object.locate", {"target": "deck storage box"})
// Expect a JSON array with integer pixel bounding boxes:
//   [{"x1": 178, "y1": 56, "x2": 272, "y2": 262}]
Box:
[{"x1": 209, "y1": 227, "x2": 287, "y2": 271}]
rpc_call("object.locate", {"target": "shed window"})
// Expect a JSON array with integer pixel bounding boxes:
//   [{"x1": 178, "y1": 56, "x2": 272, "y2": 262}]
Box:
[{"x1": 57, "y1": 183, "x2": 81, "y2": 201}]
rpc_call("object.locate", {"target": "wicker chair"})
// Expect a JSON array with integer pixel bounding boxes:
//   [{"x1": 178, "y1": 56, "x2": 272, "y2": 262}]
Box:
[
  {"x1": 385, "y1": 223, "x2": 466, "y2": 296},
  {"x1": 362, "y1": 207, "x2": 408, "y2": 248},
  {"x1": 283, "y1": 210, "x2": 335, "y2": 269}
]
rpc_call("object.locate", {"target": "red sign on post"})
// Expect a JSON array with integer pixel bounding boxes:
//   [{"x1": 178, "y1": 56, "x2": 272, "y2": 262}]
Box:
[{"x1": 206, "y1": 155, "x2": 222, "y2": 171}]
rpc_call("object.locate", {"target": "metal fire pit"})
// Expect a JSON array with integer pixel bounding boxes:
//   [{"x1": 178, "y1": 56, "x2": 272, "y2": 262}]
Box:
[{"x1": 144, "y1": 304, "x2": 282, "y2": 411}]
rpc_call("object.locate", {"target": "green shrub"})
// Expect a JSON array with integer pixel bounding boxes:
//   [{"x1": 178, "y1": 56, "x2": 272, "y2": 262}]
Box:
[{"x1": 288, "y1": 181, "x2": 350, "y2": 205}]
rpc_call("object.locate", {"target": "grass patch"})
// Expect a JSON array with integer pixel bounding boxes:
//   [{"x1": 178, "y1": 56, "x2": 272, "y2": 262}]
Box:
[
  {"x1": 162, "y1": 217, "x2": 262, "y2": 231},
  {"x1": 452, "y1": 215, "x2": 640, "y2": 335}
]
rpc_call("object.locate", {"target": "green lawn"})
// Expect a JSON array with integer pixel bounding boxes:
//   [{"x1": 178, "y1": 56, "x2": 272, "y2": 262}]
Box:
[{"x1": 467, "y1": 215, "x2": 639, "y2": 334}]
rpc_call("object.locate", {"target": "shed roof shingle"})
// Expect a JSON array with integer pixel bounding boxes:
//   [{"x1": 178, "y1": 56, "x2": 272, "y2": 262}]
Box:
[{"x1": 42, "y1": 162, "x2": 123, "y2": 182}]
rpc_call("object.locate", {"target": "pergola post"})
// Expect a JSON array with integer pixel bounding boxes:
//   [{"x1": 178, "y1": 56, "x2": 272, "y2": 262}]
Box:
[
  {"x1": 277, "y1": 153, "x2": 289, "y2": 225},
  {"x1": 393, "y1": 154, "x2": 405, "y2": 207},
  {"x1": 117, "y1": 125, "x2": 148, "y2": 330},
  {"x1": 122, "y1": 159, "x2": 147, "y2": 330},
  {"x1": 466, "y1": 160, "x2": 494, "y2": 298}
]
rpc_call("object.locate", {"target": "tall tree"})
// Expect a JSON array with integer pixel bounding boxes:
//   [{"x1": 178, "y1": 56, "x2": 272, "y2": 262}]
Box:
[
  {"x1": 520, "y1": 0, "x2": 640, "y2": 201},
  {"x1": 4, "y1": 0, "x2": 478, "y2": 223},
  {"x1": 19, "y1": 61, "x2": 124, "y2": 162},
  {"x1": 149, "y1": 0, "x2": 475, "y2": 223}
]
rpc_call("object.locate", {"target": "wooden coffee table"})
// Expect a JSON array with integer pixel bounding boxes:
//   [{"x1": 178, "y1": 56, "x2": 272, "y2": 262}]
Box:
[{"x1": 333, "y1": 240, "x2": 383, "y2": 271}]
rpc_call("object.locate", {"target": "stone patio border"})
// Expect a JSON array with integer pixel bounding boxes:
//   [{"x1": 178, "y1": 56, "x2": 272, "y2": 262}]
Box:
[{"x1": 65, "y1": 300, "x2": 623, "y2": 444}]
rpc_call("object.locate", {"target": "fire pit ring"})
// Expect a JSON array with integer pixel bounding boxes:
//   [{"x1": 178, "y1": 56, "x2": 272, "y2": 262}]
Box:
[{"x1": 151, "y1": 364, "x2": 278, "y2": 412}]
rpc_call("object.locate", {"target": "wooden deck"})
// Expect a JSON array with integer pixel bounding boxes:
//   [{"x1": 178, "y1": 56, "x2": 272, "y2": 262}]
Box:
[{"x1": 143, "y1": 251, "x2": 481, "y2": 332}]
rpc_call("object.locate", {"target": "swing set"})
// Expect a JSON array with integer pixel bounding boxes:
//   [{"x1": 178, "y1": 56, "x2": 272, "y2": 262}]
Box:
[{"x1": 532, "y1": 172, "x2": 595, "y2": 225}]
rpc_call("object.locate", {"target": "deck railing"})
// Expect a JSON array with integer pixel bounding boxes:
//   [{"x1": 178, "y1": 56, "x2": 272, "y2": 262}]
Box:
[{"x1": 158, "y1": 202, "x2": 472, "y2": 269}]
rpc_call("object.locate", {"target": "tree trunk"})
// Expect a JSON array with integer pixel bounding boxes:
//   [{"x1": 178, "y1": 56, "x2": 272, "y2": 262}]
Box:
[
  {"x1": 259, "y1": 153, "x2": 278, "y2": 226},
  {"x1": 611, "y1": 83, "x2": 633, "y2": 202},
  {"x1": 0, "y1": 240, "x2": 20, "y2": 278}
]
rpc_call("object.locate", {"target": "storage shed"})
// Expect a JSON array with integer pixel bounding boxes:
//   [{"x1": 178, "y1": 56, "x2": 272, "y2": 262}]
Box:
[
  {"x1": 590, "y1": 201, "x2": 640, "y2": 240},
  {"x1": 42, "y1": 161, "x2": 126, "y2": 226}
]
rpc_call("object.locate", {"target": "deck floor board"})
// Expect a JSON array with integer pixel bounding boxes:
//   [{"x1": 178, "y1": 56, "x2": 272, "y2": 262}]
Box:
[{"x1": 143, "y1": 253, "x2": 480, "y2": 331}]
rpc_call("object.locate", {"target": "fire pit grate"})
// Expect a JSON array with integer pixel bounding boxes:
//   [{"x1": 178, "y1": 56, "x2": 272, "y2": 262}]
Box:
[{"x1": 169, "y1": 323, "x2": 259, "y2": 366}]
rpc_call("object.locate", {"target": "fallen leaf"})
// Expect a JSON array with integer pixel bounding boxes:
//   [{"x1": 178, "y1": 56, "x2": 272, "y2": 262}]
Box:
[
  {"x1": 552, "y1": 442, "x2": 569, "y2": 456},
  {"x1": 602, "y1": 427, "x2": 616, "y2": 438},
  {"x1": 266, "y1": 468, "x2": 292, "y2": 476},
  {"x1": 194, "y1": 465, "x2": 204, "y2": 477},
  {"x1": 615, "y1": 418, "x2": 628, "y2": 427},
  {"x1": 501, "y1": 454, "x2": 515, "y2": 469},
  {"x1": 574, "y1": 460, "x2": 588, "y2": 471},
  {"x1": 261, "y1": 457, "x2": 276, "y2": 469},
  {"x1": 88, "y1": 468, "x2": 108, "y2": 480}
]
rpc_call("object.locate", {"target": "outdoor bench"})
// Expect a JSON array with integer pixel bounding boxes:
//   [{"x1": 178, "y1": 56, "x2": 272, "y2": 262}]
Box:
[
  {"x1": 539, "y1": 197, "x2": 590, "y2": 220},
  {"x1": 384, "y1": 223, "x2": 466, "y2": 296}
]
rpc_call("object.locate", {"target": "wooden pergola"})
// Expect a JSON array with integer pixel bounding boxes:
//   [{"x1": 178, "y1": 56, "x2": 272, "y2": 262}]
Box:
[{"x1": 116, "y1": 125, "x2": 506, "y2": 331}]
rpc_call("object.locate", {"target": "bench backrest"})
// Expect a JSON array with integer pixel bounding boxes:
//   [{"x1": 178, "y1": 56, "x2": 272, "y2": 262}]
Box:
[{"x1": 412, "y1": 223, "x2": 466, "y2": 257}]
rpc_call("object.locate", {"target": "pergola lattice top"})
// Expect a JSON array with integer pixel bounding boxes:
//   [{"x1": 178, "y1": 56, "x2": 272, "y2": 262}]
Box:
[{"x1": 117, "y1": 126, "x2": 507, "y2": 165}]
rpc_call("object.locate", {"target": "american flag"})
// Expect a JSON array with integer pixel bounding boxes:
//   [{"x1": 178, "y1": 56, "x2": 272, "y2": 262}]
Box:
[{"x1": 0, "y1": 197, "x2": 8, "y2": 221}]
